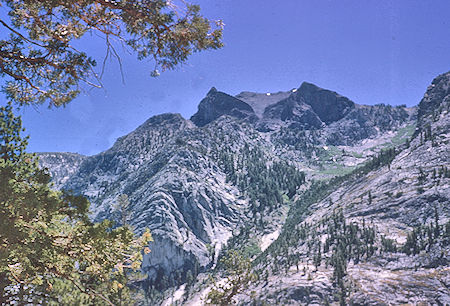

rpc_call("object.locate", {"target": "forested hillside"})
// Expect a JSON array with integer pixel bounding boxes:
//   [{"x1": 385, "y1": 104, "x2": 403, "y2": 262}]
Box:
[{"x1": 40, "y1": 72, "x2": 450, "y2": 305}]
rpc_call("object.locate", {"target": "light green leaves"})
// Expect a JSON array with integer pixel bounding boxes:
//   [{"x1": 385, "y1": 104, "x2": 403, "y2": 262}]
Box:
[{"x1": 0, "y1": 104, "x2": 153, "y2": 304}]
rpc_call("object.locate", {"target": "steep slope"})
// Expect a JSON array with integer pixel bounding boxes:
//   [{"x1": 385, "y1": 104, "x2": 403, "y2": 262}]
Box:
[
  {"x1": 322, "y1": 103, "x2": 415, "y2": 146},
  {"x1": 39, "y1": 78, "x2": 421, "y2": 299},
  {"x1": 190, "y1": 87, "x2": 256, "y2": 127},
  {"x1": 63, "y1": 113, "x2": 191, "y2": 207},
  {"x1": 417, "y1": 71, "x2": 450, "y2": 130},
  {"x1": 236, "y1": 90, "x2": 292, "y2": 118},
  {"x1": 40, "y1": 114, "x2": 308, "y2": 288},
  {"x1": 37, "y1": 152, "x2": 86, "y2": 189},
  {"x1": 262, "y1": 82, "x2": 415, "y2": 146},
  {"x1": 221, "y1": 71, "x2": 450, "y2": 305},
  {"x1": 262, "y1": 94, "x2": 323, "y2": 129},
  {"x1": 298, "y1": 82, "x2": 355, "y2": 124}
]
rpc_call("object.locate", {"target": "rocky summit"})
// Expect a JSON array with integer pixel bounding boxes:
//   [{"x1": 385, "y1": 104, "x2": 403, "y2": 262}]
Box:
[
  {"x1": 39, "y1": 72, "x2": 449, "y2": 305},
  {"x1": 190, "y1": 87, "x2": 256, "y2": 127}
]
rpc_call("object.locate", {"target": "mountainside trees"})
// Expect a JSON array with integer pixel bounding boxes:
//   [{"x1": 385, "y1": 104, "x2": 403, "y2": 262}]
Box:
[
  {"x1": 218, "y1": 144, "x2": 306, "y2": 218},
  {"x1": 0, "y1": 1, "x2": 223, "y2": 303},
  {"x1": 207, "y1": 250, "x2": 257, "y2": 306},
  {"x1": 0, "y1": 102, "x2": 152, "y2": 304}
]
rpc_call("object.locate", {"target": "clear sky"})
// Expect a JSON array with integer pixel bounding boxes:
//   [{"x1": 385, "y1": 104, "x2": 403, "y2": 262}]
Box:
[{"x1": 2, "y1": 0, "x2": 450, "y2": 156}]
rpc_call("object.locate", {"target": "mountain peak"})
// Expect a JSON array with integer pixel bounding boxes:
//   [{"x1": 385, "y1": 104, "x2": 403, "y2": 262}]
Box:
[
  {"x1": 38, "y1": 72, "x2": 449, "y2": 304},
  {"x1": 299, "y1": 81, "x2": 320, "y2": 90},
  {"x1": 137, "y1": 113, "x2": 186, "y2": 131},
  {"x1": 190, "y1": 88, "x2": 255, "y2": 127},
  {"x1": 296, "y1": 81, "x2": 355, "y2": 124},
  {"x1": 207, "y1": 87, "x2": 218, "y2": 95},
  {"x1": 417, "y1": 71, "x2": 450, "y2": 129}
]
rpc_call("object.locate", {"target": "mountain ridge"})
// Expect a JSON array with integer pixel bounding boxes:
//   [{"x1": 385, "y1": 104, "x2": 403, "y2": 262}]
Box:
[{"x1": 37, "y1": 73, "x2": 449, "y2": 304}]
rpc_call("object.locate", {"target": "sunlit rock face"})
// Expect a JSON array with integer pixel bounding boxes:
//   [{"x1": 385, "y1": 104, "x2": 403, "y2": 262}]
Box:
[
  {"x1": 39, "y1": 77, "x2": 427, "y2": 293},
  {"x1": 417, "y1": 71, "x2": 450, "y2": 127}
]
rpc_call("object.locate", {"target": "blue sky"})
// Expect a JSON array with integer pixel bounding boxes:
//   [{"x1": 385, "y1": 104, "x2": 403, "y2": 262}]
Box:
[{"x1": 2, "y1": 0, "x2": 450, "y2": 155}]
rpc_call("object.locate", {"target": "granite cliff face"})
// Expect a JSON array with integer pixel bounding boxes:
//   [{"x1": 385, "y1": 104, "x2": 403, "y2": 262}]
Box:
[
  {"x1": 258, "y1": 82, "x2": 414, "y2": 146},
  {"x1": 37, "y1": 152, "x2": 86, "y2": 189},
  {"x1": 38, "y1": 73, "x2": 450, "y2": 304},
  {"x1": 262, "y1": 94, "x2": 323, "y2": 129},
  {"x1": 417, "y1": 71, "x2": 450, "y2": 131},
  {"x1": 241, "y1": 73, "x2": 450, "y2": 305}
]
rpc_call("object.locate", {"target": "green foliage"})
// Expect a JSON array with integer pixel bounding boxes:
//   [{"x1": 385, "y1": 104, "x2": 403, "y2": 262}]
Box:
[
  {"x1": 206, "y1": 243, "x2": 216, "y2": 263},
  {"x1": 207, "y1": 250, "x2": 257, "y2": 306},
  {"x1": 0, "y1": 103, "x2": 153, "y2": 304},
  {"x1": 218, "y1": 144, "x2": 305, "y2": 216},
  {"x1": 114, "y1": 194, "x2": 131, "y2": 227},
  {"x1": 381, "y1": 236, "x2": 397, "y2": 253},
  {"x1": 217, "y1": 225, "x2": 261, "y2": 268},
  {"x1": 0, "y1": 0, "x2": 223, "y2": 106},
  {"x1": 242, "y1": 240, "x2": 262, "y2": 259},
  {"x1": 251, "y1": 146, "x2": 403, "y2": 302},
  {"x1": 320, "y1": 210, "x2": 378, "y2": 299},
  {"x1": 259, "y1": 146, "x2": 398, "y2": 264},
  {"x1": 218, "y1": 227, "x2": 261, "y2": 269},
  {"x1": 389, "y1": 124, "x2": 416, "y2": 147},
  {"x1": 402, "y1": 213, "x2": 449, "y2": 256}
]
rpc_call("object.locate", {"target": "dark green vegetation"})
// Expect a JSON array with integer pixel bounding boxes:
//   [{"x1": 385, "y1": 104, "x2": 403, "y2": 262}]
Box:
[
  {"x1": 0, "y1": 1, "x2": 224, "y2": 303},
  {"x1": 242, "y1": 110, "x2": 449, "y2": 303},
  {"x1": 0, "y1": 0, "x2": 223, "y2": 106},
  {"x1": 207, "y1": 250, "x2": 256, "y2": 305},
  {"x1": 259, "y1": 147, "x2": 399, "y2": 265},
  {"x1": 207, "y1": 145, "x2": 409, "y2": 304},
  {"x1": 0, "y1": 103, "x2": 152, "y2": 304},
  {"x1": 402, "y1": 207, "x2": 450, "y2": 256},
  {"x1": 219, "y1": 144, "x2": 305, "y2": 219},
  {"x1": 18, "y1": 61, "x2": 447, "y2": 303}
]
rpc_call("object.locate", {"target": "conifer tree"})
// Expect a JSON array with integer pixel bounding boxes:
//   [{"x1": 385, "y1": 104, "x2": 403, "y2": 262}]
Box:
[
  {"x1": 207, "y1": 250, "x2": 257, "y2": 306},
  {"x1": 0, "y1": 102, "x2": 152, "y2": 304},
  {"x1": 313, "y1": 242, "x2": 322, "y2": 270},
  {"x1": 0, "y1": 0, "x2": 223, "y2": 107},
  {"x1": 115, "y1": 194, "x2": 131, "y2": 227},
  {"x1": 434, "y1": 206, "x2": 440, "y2": 238}
]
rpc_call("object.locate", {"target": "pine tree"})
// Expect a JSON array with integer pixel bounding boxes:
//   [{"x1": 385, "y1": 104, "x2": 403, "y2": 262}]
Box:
[
  {"x1": 434, "y1": 206, "x2": 440, "y2": 238},
  {"x1": 207, "y1": 250, "x2": 257, "y2": 305},
  {"x1": 0, "y1": 102, "x2": 152, "y2": 304},
  {"x1": 115, "y1": 194, "x2": 131, "y2": 227},
  {"x1": 313, "y1": 242, "x2": 322, "y2": 270},
  {"x1": 0, "y1": 0, "x2": 223, "y2": 107},
  {"x1": 403, "y1": 230, "x2": 418, "y2": 255}
]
